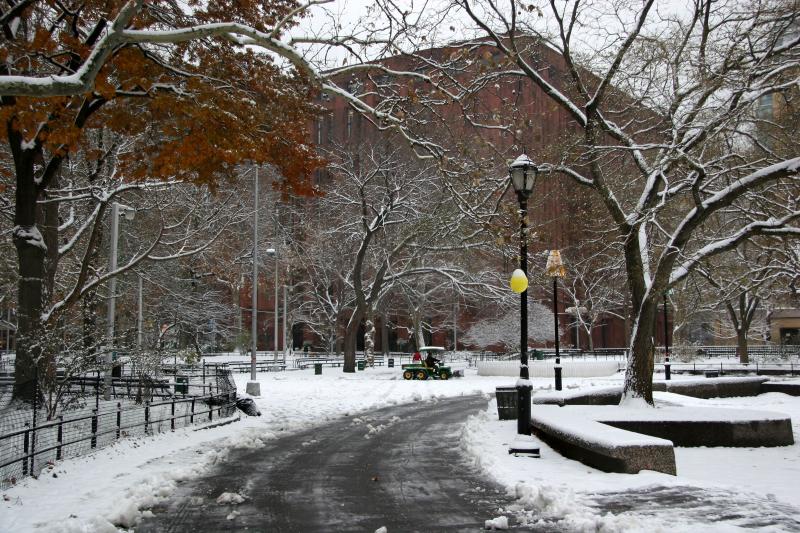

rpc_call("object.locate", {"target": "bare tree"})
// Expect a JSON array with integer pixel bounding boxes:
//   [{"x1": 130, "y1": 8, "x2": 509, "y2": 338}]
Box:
[
  {"x1": 463, "y1": 298, "x2": 554, "y2": 351},
  {"x1": 447, "y1": 0, "x2": 800, "y2": 404}
]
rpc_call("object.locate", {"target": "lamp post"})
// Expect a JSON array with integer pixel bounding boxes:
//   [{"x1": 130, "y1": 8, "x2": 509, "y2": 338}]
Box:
[
  {"x1": 247, "y1": 167, "x2": 262, "y2": 397},
  {"x1": 663, "y1": 289, "x2": 671, "y2": 380},
  {"x1": 509, "y1": 154, "x2": 537, "y2": 436},
  {"x1": 104, "y1": 202, "x2": 135, "y2": 400},
  {"x1": 265, "y1": 246, "x2": 279, "y2": 362},
  {"x1": 546, "y1": 249, "x2": 566, "y2": 391}
]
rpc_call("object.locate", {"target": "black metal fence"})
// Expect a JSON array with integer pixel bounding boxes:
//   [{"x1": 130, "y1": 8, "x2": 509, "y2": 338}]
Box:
[{"x1": 0, "y1": 363, "x2": 237, "y2": 489}]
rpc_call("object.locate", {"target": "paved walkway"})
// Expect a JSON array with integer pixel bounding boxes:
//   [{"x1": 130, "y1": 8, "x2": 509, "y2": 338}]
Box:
[
  {"x1": 137, "y1": 395, "x2": 520, "y2": 532},
  {"x1": 136, "y1": 393, "x2": 800, "y2": 532}
]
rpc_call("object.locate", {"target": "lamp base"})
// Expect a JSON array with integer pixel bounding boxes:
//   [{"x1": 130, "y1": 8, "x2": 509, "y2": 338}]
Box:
[
  {"x1": 246, "y1": 381, "x2": 261, "y2": 397},
  {"x1": 508, "y1": 435, "x2": 541, "y2": 458}
]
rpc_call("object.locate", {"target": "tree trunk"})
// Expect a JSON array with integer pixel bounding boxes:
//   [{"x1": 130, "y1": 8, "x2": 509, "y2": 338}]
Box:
[
  {"x1": 12, "y1": 147, "x2": 46, "y2": 402},
  {"x1": 622, "y1": 299, "x2": 658, "y2": 406},
  {"x1": 381, "y1": 309, "x2": 389, "y2": 356},
  {"x1": 13, "y1": 241, "x2": 45, "y2": 402},
  {"x1": 342, "y1": 307, "x2": 364, "y2": 373},
  {"x1": 364, "y1": 319, "x2": 375, "y2": 367},
  {"x1": 737, "y1": 329, "x2": 749, "y2": 364}
]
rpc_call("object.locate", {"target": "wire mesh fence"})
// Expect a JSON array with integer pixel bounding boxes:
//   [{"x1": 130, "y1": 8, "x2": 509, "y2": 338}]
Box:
[{"x1": 0, "y1": 363, "x2": 237, "y2": 489}]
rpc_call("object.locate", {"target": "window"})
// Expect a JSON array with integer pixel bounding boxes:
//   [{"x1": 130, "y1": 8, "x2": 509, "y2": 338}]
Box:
[
  {"x1": 756, "y1": 94, "x2": 773, "y2": 120},
  {"x1": 347, "y1": 110, "x2": 354, "y2": 138}
]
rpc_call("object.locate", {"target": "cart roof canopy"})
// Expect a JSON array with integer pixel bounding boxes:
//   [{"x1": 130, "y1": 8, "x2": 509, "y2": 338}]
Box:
[{"x1": 419, "y1": 346, "x2": 445, "y2": 352}]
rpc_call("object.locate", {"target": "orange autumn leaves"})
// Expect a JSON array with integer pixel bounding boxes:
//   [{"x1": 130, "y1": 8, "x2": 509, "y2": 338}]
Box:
[{"x1": 2, "y1": 0, "x2": 323, "y2": 195}]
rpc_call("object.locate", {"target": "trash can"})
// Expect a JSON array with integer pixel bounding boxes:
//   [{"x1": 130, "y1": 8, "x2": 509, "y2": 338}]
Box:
[
  {"x1": 388, "y1": 358, "x2": 395, "y2": 368},
  {"x1": 111, "y1": 351, "x2": 122, "y2": 377},
  {"x1": 495, "y1": 386, "x2": 518, "y2": 420},
  {"x1": 357, "y1": 360, "x2": 366, "y2": 371},
  {"x1": 315, "y1": 363, "x2": 322, "y2": 375},
  {"x1": 533, "y1": 349, "x2": 545, "y2": 360},
  {"x1": 175, "y1": 375, "x2": 189, "y2": 395}
]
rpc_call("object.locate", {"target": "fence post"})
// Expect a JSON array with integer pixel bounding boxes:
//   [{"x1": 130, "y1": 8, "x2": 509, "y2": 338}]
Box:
[
  {"x1": 209, "y1": 393, "x2": 214, "y2": 422},
  {"x1": 144, "y1": 401, "x2": 150, "y2": 435},
  {"x1": 116, "y1": 402, "x2": 122, "y2": 439},
  {"x1": 202, "y1": 362, "x2": 206, "y2": 384},
  {"x1": 22, "y1": 424, "x2": 29, "y2": 476},
  {"x1": 30, "y1": 365, "x2": 38, "y2": 476},
  {"x1": 171, "y1": 398, "x2": 175, "y2": 431},
  {"x1": 90, "y1": 409, "x2": 98, "y2": 449},
  {"x1": 190, "y1": 397, "x2": 195, "y2": 424},
  {"x1": 56, "y1": 416, "x2": 64, "y2": 460}
]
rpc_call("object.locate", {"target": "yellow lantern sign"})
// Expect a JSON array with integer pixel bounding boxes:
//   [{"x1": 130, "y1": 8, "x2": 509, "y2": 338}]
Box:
[
  {"x1": 509, "y1": 269, "x2": 528, "y2": 294},
  {"x1": 545, "y1": 249, "x2": 567, "y2": 278}
]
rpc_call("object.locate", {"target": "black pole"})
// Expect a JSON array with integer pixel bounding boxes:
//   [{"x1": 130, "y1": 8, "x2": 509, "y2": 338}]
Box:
[
  {"x1": 553, "y1": 276, "x2": 563, "y2": 390},
  {"x1": 664, "y1": 292, "x2": 671, "y2": 380},
  {"x1": 31, "y1": 363, "x2": 38, "y2": 475},
  {"x1": 553, "y1": 276, "x2": 560, "y2": 360},
  {"x1": 516, "y1": 194, "x2": 532, "y2": 436}
]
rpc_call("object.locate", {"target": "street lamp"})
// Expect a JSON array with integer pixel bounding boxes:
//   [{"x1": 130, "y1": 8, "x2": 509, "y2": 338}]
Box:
[
  {"x1": 546, "y1": 249, "x2": 566, "y2": 390},
  {"x1": 265, "y1": 246, "x2": 279, "y2": 362},
  {"x1": 105, "y1": 202, "x2": 135, "y2": 400},
  {"x1": 663, "y1": 289, "x2": 672, "y2": 380},
  {"x1": 247, "y1": 167, "x2": 262, "y2": 397},
  {"x1": 509, "y1": 154, "x2": 537, "y2": 436}
]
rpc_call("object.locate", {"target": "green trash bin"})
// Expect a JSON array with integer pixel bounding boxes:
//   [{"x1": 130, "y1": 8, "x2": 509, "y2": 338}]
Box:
[
  {"x1": 357, "y1": 360, "x2": 366, "y2": 371},
  {"x1": 315, "y1": 363, "x2": 322, "y2": 375},
  {"x1": 175, "y1": 375, "x2": 189, "y2": 395}
]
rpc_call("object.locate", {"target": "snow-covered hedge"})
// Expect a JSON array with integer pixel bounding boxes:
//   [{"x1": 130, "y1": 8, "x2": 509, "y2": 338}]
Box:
[{"x1": 477, "y1": 360, "x2": 620, "y2": 378}]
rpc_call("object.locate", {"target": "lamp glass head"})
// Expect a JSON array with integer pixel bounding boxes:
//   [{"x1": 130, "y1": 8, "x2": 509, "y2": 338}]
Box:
[
  {"x1": 509, "y1": 269, "x2": 529, "y2": 294},
  {"x1": 509, "y1": 154, "x2": 537, "y2": 196}
]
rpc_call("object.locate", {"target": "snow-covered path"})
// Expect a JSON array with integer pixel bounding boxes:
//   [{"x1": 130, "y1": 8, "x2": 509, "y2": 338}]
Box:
[{"x1": 137, "y1": 395, "x2": 513, "y2": 532}]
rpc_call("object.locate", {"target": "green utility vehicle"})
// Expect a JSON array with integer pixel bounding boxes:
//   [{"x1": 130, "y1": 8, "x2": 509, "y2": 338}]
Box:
[{"x1": 401, "y1": 346, "x2": 453, "y2": 380}]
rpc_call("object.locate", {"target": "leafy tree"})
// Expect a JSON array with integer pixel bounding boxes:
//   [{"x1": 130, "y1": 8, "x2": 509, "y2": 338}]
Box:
[{"x1": 1, "y1": 1, "x2": 320, "y2": 400}]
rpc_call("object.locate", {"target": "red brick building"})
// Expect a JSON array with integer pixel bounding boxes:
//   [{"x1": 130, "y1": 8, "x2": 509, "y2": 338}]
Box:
[{"x1": 243, "y1": 41, "x2": 672, "y2": 353}]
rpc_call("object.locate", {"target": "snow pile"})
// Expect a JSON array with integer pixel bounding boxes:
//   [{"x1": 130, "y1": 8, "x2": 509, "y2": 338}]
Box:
[
  {"x1": 215, "y1": 492, "x2": 246, "y2": 505},
  {"x1": 484, "y1": 515, "x2": 509, "y2": 529}
]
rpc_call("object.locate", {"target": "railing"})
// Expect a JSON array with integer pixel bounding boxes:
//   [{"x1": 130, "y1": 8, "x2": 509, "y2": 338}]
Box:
[
  {"x1": 655, "y1": 361, "x2": 799, "y2": 376},
  {"x1": 0, "y1": 364, "x2": 237, "y2": 490}
]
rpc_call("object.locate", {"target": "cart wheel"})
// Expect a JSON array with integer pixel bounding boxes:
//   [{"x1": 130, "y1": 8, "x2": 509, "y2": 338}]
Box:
[
  {"x1": 403, "y1": 370, "x2": 413, "y2": 380},
  {"x1": 416, "y1": 370, "x2": 428, "y2": 380},
  {"x1": 439, "y1": 370, "x2": 449, "y2": 380}
]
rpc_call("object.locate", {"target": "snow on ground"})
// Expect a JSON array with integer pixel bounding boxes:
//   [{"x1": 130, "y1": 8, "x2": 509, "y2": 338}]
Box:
[
  {"x1": 461, "y1": 382, "x2": 800, "y2": 532},
  {"x1": 2, "y1": 363, "x2": 799, "y2": 532},
  {"x1": 0, "y1": 364, "x2": 507, "y2": 532}
]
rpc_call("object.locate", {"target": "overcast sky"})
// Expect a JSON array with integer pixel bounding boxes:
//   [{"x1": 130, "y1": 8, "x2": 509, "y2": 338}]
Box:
[{"x1": 297, "y1": 0, "x2": 696, "y2": 68}]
